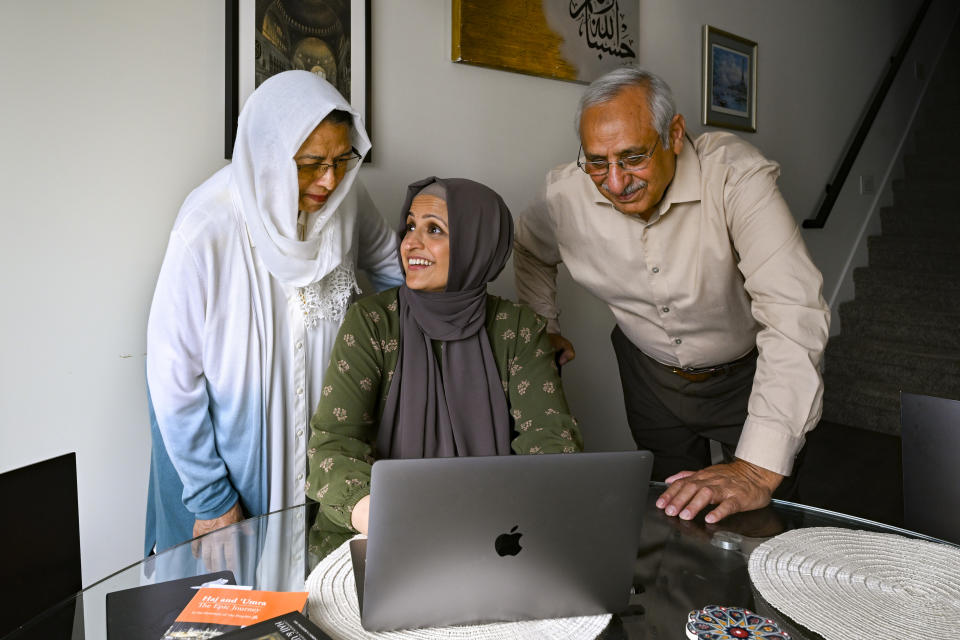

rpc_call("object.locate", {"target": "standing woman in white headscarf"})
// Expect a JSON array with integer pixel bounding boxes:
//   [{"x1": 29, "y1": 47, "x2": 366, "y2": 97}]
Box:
[{"x1": 145, "y1": 71, "x2": 403, "y2": 554}]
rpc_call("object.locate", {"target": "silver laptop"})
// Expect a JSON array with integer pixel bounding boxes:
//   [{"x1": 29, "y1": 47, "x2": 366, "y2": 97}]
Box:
[{"x1": 349, "y1": 450, "x2": 653, "y2": 631}]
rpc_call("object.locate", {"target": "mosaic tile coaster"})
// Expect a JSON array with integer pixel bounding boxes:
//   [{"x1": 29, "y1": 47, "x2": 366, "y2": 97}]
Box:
[{"x1": 686, "y1": 605, "x2": 791, "y2": 640}]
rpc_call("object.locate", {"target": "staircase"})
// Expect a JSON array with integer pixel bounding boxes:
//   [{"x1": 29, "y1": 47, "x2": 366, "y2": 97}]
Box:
[{"x1": 821, "y1": 24, "x2": 960, "y2": 435}]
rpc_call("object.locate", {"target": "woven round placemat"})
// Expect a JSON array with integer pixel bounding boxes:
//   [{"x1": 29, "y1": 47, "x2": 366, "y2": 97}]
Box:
[
  {"x1": 305, "y1": 538, "x2": 611, "y2": 640},
  {"x1": 748, "y1": 527, "x2": 960, "y2": 639}
]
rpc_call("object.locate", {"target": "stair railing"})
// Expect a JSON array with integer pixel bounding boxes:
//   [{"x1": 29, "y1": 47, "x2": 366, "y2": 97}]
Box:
[{"x1": 803, "y1": 0, "x2": 932, "y2": 229}]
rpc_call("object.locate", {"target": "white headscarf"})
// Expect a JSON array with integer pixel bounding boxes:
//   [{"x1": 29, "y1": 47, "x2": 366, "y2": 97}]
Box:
[{"x1": 230, "y1": 70, "x2": 371, "y2": 324}]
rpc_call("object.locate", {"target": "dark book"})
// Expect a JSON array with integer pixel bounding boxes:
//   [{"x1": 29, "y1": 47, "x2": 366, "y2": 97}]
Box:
[
  {"x1": 104, "y1": 570, "x2": 235, "y2": 640},
  {"x1": 217, "y1": 612, "x2": 332, "y2": 640}
]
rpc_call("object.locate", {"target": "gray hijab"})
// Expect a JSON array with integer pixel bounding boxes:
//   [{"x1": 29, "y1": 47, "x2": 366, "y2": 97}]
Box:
[{"x1": 377, "y1": 177, "x2": 514, "y2": 458}]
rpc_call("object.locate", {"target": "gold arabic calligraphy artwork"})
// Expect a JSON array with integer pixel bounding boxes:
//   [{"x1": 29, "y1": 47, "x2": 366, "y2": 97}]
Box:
[{"x1": 452, "y1": 0, "x2": 637, "y2": 84}]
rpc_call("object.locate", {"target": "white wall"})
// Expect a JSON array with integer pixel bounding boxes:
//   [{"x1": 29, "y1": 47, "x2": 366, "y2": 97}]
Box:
[
  {"x1": 0, "y1": 0, "x2": 941, "y2": 586},
  {"x1": 0, "y1": 1, "x2": 228, "y2": 586}
]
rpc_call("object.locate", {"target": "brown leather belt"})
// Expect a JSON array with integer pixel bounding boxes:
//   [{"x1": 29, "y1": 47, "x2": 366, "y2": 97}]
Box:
[{"x1": 669, "y1": 350, "x2": 757, "y2": 382}]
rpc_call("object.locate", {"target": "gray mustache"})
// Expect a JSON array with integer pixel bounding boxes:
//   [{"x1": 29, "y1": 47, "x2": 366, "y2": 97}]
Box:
[{"x1": 601, "y1": 179, "x2": 647, "y2": 197}]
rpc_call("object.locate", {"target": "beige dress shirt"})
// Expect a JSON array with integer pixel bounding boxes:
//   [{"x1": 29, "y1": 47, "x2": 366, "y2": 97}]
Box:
[{"x1": 514, "y1": 131, "x2": 830, "y2": 475}]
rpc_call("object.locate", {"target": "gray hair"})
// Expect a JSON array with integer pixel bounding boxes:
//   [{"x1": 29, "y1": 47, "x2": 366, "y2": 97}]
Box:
[{"x1": 575, "y1": 67, "x2": 677, "y2": 147}]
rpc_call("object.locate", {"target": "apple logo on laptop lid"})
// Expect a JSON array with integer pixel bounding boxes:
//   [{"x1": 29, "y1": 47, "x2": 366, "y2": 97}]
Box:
[{"x1": 495, "y1": 525, "x2": 523, "y2": 556}]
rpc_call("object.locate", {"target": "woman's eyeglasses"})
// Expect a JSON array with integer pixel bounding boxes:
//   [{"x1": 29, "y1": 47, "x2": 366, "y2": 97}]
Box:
[{"x1": 296, "y1": 151, "x2": 362, "y2": 179}]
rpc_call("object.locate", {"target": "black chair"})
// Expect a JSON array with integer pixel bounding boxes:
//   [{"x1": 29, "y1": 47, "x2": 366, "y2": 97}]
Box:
[
  {"x1": 901, "y1": 392, "x2": 960, "y2": 544},
  {"x1": 0, "y1": 453, "x2": 82, "y2": 636}
]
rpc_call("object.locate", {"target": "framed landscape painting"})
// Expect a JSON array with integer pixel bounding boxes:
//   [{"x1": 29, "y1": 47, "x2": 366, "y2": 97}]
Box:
[
  {"x1": 225, "y1": 0, "x2": 370, "y2": 159},
  {"x1": 702, "y1": 25, "x2": 757, "y2": 132}
]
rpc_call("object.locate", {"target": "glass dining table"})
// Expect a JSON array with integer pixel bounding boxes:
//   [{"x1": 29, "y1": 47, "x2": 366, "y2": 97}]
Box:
[{"x1": 5, "y1": 483, "x2": 949, "y2": 639}]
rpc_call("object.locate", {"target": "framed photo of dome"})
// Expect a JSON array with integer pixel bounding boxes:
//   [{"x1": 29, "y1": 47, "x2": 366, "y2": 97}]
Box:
[
  {"x1": 701, "y1": 25, "x2": 757, "y2": 133},
  {"x1": 225, "y1": 0, "x2": 370, "y2": 159}
]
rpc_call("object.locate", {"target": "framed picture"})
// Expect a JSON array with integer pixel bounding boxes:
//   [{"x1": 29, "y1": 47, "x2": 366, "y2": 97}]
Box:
[
  {"x1": 225, "y1": 0, "x2": 370, "y2": 159},
  {"x1": 701, "y1": 25, "x2": 757, "y2": 132},
  {"x1": 452, "y1": 0, "x2": 638, "y2": 84}
]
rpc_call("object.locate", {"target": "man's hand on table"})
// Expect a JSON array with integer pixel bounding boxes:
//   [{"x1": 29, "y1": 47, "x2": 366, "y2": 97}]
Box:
[
  {"x1": 655, "y1": 459, "x2": 783, "y2": 524},
  {"x1": 548, "y1": 333, "x2": 576, "y2": 366}
]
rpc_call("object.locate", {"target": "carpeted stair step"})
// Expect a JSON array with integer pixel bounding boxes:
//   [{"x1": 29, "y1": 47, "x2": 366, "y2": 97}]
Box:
[
  {"x1": 880, "y1": 206, "x2": 960, "y2": 237},
  {"x1": 923, "y1": 79, "x2": 960, "y2": 96},
  {"x1": 912, "y1": 116, "x2": 960, "y2": 138},
  {"x1": 892, "y1": 179, "x2": 960, "y2": 206},
  {"x1": 917, "y1": 89, "x2": 960, "y2": 109},
  {"x1": 920, "y1": 83, "x2": 960, "y2": 103},
  {"x1": 879, "y1": 201, "x2": 959, "y2": 218},
  {"x1": 837, "y1": 300, "x2": 960, "y2": 350},
  {"x1": 867, "y1": 235, "x2": 960, "y2": 273},
  {"x1": 852, "y1": 267, "x2": 960, "y2": 312},
  {"x1": 825, "y1": 336, "x2": 960, "y2": 396},
  {"x1": 912, "y1": 130, "x2": 960, "y2": 151},
  {"x1": 913, "y1": 113, "x2": 960, "y2": 136},
  {"x1": 903, "y1": 154, "x2": 960, "y2": 180},
  {"x1": 821, "y1": 374, "x2": 903, "y2": 434},
  {"x1": 870, "y1": 233, "x2": 960, "y2": 255},
  {"x1": 911, "y1": 132, "x2": 960, "y2": 155},
  {"x1": 917, "y1": 92, "x2": 960, "y2": 109},
  {"x1": 916, "y1": 87, "x2": 960, "y2": 103},
  {"x1": 914, "y1": 98, "x2": 960, "y2": 118}
]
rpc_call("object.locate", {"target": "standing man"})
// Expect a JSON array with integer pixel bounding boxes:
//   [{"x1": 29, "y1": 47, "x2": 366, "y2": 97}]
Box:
[{"x1": 515, "y1": 67, "x2": 829, "y2": 524}]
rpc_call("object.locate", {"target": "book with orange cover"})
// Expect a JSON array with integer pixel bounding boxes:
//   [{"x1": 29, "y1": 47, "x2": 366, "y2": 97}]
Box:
[{"x1": 160, "y1": 587, "x2": 309, "y2": 639}]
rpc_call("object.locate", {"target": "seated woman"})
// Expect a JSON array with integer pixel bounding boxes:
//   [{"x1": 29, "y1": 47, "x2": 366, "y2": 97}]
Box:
[{"x1": 306, "y1": 176, "x2": 583, "y2": 559}]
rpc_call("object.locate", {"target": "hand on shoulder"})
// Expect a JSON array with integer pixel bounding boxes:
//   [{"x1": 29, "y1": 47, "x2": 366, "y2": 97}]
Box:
[{"x1": 548, "y1": 333, "x2": 576, "y2": 365}]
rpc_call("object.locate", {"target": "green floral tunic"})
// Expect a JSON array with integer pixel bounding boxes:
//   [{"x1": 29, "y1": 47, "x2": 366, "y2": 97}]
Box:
[{"x1": 306, "y1": 288, "x2": 583, "y2": 560}]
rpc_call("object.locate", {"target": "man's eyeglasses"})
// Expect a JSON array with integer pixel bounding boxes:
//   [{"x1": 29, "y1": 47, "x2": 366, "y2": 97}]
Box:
[
  {"x1": 295, "y1": 150, "x2": 362, "y2": 179},
  {"x1": 576, "y1": 138, "x2": 660, "y2": 176}
]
